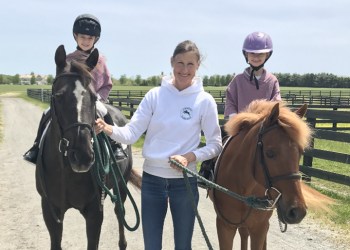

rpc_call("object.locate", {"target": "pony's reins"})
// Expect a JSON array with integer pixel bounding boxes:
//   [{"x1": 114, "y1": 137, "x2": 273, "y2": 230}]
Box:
[{"x1": 169, "y1": 119, "x2": 301, "y2": 238}]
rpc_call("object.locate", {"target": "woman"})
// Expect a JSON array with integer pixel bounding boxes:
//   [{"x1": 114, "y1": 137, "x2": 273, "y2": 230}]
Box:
[{"x1": 95, "y1": 40, "x2": 222, "y2": 250}]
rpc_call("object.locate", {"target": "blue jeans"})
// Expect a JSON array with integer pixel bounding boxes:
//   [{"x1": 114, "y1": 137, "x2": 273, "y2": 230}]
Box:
[{"x1": 141, "y1": 172, "x2": 199, "y2": 250}]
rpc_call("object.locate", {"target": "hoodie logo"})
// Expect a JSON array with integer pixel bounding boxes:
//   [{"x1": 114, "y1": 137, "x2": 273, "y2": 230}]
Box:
[{"x1": 181, "y1": 107, "x2": 192, "y2": 120}]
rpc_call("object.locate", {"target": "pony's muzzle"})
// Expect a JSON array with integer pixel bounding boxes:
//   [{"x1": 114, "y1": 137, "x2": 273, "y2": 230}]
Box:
[{"x1": 278, "y1": 202, "x2": 307, "y2": 224}]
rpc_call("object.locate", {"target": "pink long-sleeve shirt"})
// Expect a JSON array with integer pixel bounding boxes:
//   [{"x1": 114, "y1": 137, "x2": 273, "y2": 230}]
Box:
[
  {"x1": 224, "y1": 67, "x2": 281, "y2": 118},
  {"x1": 66, "y1": 49, "x2": 113, "y2": 101}
]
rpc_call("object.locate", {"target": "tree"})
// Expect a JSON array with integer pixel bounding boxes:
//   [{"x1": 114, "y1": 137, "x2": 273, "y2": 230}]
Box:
[
  {"x1": 119, "y1": 74, "x2": 127, "y2": 85},
  {"x1": 47, "y1": 75, "x2": 54, "y2": 85},
  {"x1": 135, "y1": 75, "x2": 142, "y2": 86},
  {"x1": 30, "y1": 72, "x2": 36, "y2": 85},
  {"x1": 13, "y1": 74, "x2": 20, "y2": 84}
]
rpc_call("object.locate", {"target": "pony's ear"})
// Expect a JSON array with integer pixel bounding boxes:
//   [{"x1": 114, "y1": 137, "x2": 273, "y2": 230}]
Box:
[
  {"x1": 295, "y1": 103, "x2": 308, "y2": 118},
  {"x1": 264, "y1": 102, "x2": 280, "y2": 126},
  {"x1": 55, "y1": 45, "x2": 67, "y2": 70},
  {"x1": 86, "y1": 48, "x2": 99, "y2": 71}
]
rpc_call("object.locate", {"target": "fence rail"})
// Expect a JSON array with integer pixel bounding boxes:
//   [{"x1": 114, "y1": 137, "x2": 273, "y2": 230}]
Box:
[
  {"x1": 27, "y1": 88, "x2": 350, "y2": 186},
  {"x1": 301, "y1": 109, "x2": 350, "y2": 186}
]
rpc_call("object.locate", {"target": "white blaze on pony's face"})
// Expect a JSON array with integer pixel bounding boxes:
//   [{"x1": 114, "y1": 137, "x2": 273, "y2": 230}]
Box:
[{"x1": 73, "y1": 80, "x2": 86, "y2": 122}]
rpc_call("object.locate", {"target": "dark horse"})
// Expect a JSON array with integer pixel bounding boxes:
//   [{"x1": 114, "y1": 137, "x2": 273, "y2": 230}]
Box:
[
  {"x1": 209, "y1": 100, "x2": 331, "y2": 250},
  {"x1": 35, "y1": 45, "x2": 141, "y2": 250}
]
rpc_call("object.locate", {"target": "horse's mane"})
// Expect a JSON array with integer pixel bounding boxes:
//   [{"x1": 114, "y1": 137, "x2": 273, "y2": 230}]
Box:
[
  {"x1": 224, "y1": 100, "x2": 312, "y2": 150},
  {"x1": 224, "y1": 100, "x2": 335, "y2": 213}
]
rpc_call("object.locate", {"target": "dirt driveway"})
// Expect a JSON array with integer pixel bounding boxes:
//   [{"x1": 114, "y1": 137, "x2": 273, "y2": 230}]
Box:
[{"x1": 0, "y1": 96, "x2": 348, "y2": 249}]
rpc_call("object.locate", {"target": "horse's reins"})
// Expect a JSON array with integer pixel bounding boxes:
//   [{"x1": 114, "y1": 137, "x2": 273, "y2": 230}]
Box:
[{"x1": 91, "y1": 132, "x2": 140, "y2": 232}]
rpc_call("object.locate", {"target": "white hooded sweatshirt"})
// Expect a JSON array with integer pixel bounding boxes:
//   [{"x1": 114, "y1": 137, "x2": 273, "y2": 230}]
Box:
[{"x1": 110, "y1": 76, "x2": 222, "y2": 178}]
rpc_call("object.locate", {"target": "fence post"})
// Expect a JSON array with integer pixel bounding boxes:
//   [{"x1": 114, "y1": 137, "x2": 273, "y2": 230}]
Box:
[
  {"x1": 130, "y1": 103, "x2": 134, "y2": 117},
  {"x1": 302, "y1": 117, "x2": 316, "y2": 182}
]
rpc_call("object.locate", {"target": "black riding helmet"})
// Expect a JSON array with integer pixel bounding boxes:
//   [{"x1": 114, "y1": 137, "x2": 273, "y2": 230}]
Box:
[{"x1": 73, "y1": 14, "x2": 101, "y2": 42}]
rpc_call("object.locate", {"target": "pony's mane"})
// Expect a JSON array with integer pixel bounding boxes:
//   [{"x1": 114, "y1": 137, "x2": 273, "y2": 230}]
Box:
[{"x1": 224, "y1": 100, "x2": 312, "y2": 149}]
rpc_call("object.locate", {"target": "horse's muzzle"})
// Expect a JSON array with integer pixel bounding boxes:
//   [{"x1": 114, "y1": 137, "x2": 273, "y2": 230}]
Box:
[
  {"x1": 278, "y1": 203, "x2": 307, "y2": 224},
  {"x1": 68, "y1": 149, "x2": 95, "y2": 173}
]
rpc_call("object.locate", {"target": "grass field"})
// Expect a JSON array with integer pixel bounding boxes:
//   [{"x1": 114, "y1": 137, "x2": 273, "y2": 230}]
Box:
[
  {"x1": 1, "y1": 84, "x2": 349, "y2": 235},
  {"x1": 1, "y1": 83, "x2": 349, "y2": 93}
]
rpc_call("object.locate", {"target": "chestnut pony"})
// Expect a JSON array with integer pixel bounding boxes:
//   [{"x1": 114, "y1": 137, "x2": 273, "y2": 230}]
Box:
[
  {"x1": 210, "y1": 100, "x2": 314, "y2": 250},
  {"x1": 35, "y1": 45, "x2": 141, "y2": 250}
]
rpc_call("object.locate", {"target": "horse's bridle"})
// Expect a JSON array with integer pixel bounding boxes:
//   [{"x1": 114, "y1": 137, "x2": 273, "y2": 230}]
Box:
[
  {"x1": 256, "y1": 121, "x2": 301, "y2": 208},
  {"x1": 51, "y1": 72, "x2": 96, "y2": 158},
  {"x1": 213, "y1": 119, "x2": 302, "y2": 228}
]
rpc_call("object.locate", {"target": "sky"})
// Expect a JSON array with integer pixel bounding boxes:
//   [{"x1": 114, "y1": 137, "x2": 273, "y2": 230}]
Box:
[{"x1": 2, "y1": 0, "x2": 350, "y2": 78}]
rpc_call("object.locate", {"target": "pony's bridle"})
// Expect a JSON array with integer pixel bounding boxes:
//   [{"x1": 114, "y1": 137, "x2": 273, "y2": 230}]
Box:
[
  {"x1": 51, "y1": 72, "x2": 96, "y2": 158},
  {"x1": 256, "y1": 121, "x2": 301, "y2": 209}
]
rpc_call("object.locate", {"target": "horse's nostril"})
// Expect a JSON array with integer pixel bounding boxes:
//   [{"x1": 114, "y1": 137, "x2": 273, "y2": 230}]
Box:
[
  {"x1": 69, "y1": 151, "x2": 78, "y2": 164},
  {"x1": 286, "y1": 206, "x2": 307, "y2": 224}
]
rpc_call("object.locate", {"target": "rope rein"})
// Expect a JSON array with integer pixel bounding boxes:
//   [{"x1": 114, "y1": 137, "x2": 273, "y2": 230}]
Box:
[
  {"x1": 182, "y1": 171, "x2": 213, "y2": 250},
  {"x1": 92, "y1": 131, "x2": 140, "y2": 232},
  {"x1": 169, "y1": 159, "x2": 276, "y2": 210}
]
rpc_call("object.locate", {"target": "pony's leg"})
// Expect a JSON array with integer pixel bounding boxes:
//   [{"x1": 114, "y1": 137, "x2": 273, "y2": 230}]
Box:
[
  {"x1": 114, "y1": 189, "x2": 127, "y2": 250},
  {"x1": 249, "y1": 222, "x2": 269, "y2": 250},
  {"x1": 216, "y1": 217, "x2": 236, "y2": 250},
  {"x1": 41, "y1": 198, "x2": 63, "y2": 250},
  {"x1": 81, "y1": 199, "x2": 103, "y2": 250},
  {"x1": 238, "y1": 227, "x2": 249, "y2": 250}
]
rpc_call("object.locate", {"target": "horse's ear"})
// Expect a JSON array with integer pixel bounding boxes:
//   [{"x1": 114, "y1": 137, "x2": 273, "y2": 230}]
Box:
[
  {"x1": 86, "y1": 48, "x2": 99, "y2": 70},
  {"x1": 265, "y1": 102, "x2": 280, "y2": 126},
  {"x1": 55, "y1": 45, "x2": 67, "y2": 70},
  {"x1": 295, "y1": 103, "x2": 308, "y2": 118}
]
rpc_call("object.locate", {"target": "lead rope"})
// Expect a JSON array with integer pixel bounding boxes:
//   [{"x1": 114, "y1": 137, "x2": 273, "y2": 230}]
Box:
[
  {"x1": 169, "y1": 159, "x2": 275, "y2": 210},
  {"x1": 92, "y1": 131, "x2": 140, "y2": 231},
  {"x1": 169, "y1": 159, "x2": 278, "y2": 250},
  {"x1": 182, "y1": 170, "x2": 213, "y2": 250}
]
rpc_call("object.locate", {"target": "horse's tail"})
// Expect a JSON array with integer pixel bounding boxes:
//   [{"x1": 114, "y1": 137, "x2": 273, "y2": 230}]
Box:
[
  {"x1": 301, "y1": 182, "x2": 335, "y2": 213},
  {"x1": 129, "y1": 168, "x2": 142, "y2": 190}
]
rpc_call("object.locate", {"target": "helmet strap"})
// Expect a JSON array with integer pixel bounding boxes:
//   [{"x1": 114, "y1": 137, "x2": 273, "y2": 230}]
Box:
[
  {"x1": 77, "y1": 45, "x2": 94, "y2": 54},
  {"x1": 249, "y1": 64, "x2": 264, "y2": 90}
]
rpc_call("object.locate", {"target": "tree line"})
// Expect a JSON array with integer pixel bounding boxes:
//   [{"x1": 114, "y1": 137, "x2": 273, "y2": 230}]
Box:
[{"x1": 1, "y1": 72, "x2": 350, "y2": 88}]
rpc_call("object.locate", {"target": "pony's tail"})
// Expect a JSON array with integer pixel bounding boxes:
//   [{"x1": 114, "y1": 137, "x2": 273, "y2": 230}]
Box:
[
  {"x1": 301, "y1": 182, "x2": 335, "y2": 213},
  {"x1": 129, "y1": 168, "x2": 142, "y2": 190}
]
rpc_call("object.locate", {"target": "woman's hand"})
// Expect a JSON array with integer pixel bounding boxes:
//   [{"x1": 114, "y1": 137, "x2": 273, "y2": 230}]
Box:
[
  {"x1": 94, "y1": 118, "x2": 113, "y2": 136},
  {"x1": 169, "y1": 152, "x2": 196, "y2": 172}
]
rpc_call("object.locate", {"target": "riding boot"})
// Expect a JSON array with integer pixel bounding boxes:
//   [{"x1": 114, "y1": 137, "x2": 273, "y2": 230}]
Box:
[
  {"x1": 23, "y1": 110, "x2": 51, "y2": 164},
  {"x1": 103, "y1": 112, "x2": 126, "y2": 160},
  {"x1": 197, "y1": 158, "x2": 215, "y2": 189}
]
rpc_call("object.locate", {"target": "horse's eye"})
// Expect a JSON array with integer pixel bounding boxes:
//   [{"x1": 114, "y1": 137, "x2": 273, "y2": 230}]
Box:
[
  {"x1": 54, "y1": 93, "x2": 63, "y2": 98},
  {"x1": 265, "y1": 150, "x2": 275, "y2": 158}
]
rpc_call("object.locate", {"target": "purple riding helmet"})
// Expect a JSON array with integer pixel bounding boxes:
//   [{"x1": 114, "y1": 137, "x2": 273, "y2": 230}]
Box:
[
  {"x1": 242, "y1": 31, "x2": 273, "y2": 63},
  {"x1": 242, "y1": 31, "x2": 273, "y2": 90}
]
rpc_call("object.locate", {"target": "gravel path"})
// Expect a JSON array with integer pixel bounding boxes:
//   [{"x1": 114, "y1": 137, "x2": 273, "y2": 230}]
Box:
[{"x1": 0, "y1": 95, "x2": 348, "y2": 249}]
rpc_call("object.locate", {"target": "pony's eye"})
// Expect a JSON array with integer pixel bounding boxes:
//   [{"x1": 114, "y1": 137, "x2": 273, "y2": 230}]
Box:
[{"x1": 265, "y1": 150, "x2": 275, "y2": 158}]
